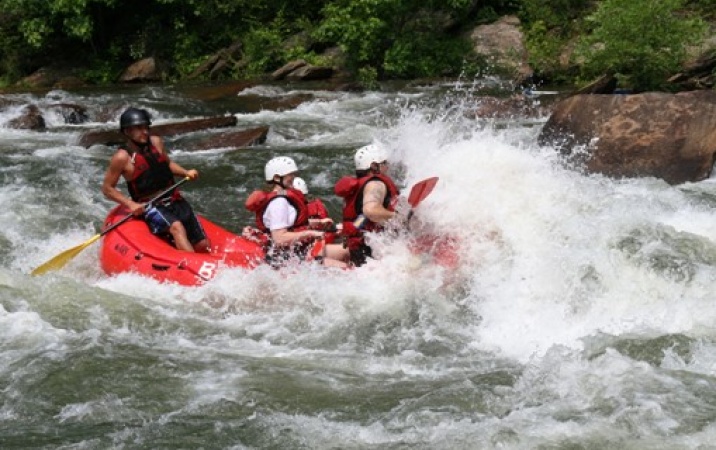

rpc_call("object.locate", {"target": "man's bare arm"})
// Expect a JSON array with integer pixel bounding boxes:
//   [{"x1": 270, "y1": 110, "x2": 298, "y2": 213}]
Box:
[
  {"x1": 101, "y1": 151, "x2": 143, "y2": 214},
  {"x1": 362, "y1": 181, "x2": 395, "y2": 224},
  {"x1": 270, "y1": 228, "x2": 323, "y2": 247}
]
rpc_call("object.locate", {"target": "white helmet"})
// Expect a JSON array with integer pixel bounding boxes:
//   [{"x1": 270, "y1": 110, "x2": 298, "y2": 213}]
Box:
[
  {"x1": 354, "y1": 143, "x2": 389, "y2": 171},
  {"x1": 264, "y1": 156, "x2": 298, "y2": 181},
  {"x1": 293, "y1": 177, "x2": 308, "y2": 194}
]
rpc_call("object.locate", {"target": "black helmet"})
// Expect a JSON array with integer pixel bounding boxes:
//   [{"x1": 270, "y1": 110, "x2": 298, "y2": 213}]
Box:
[{"x1": 119, "y1": 107, "x2": 151, "y2": 131}]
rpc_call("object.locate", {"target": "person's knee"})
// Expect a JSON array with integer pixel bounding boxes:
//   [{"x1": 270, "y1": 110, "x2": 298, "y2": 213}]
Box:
[
  {"x1": 323, "y1": 258, "x2": 347, "y2": 269},
  {"x1": 194, "y1": 239, "x2": 211, "y2": 253},
  {"x1": 325, "y1": 244, "x2": 349, "y2": 262},
  {"x1": 168, "y1": 221, "x2": 186, "y2": 236}
]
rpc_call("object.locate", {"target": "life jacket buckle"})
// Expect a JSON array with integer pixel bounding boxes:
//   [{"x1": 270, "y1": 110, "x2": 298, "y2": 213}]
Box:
[{"x1": 153, "y1": 197, "x2": 173, "y2": 207}]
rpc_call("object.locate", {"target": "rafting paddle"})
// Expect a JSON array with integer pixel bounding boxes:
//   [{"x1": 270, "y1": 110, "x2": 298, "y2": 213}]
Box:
[
  {"x1": 406, "y1": 176, "x2": 438, "y2": 221},
  {"x1": 404, "y1": 176, "x2": 439, "y2": 230},
  {"x1": 31, "y1": 176, "x2": 191, "y2": 276}
]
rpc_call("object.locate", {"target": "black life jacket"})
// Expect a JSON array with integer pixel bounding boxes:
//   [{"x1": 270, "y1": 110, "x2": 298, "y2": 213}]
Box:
[{"x1": 125, "y1": 143, "x2": 177, "y2": 202}]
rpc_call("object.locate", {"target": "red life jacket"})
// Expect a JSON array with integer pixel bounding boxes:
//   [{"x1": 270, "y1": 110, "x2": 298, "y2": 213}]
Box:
[
  {"x1": 334, "y1": 173, "x2": 400, "y2": 233},
  {"x1": 245, "y1": 188, "x2": 310, "y2": 233},
  {"x1": 124, "y1": 143, "x2": 179, "y2": 202},
  {"x1": 307, "y1": 198, "x2": 329, "y2": 219}
]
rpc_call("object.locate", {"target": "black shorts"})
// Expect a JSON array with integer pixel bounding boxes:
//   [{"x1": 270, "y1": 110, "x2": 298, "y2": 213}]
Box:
[
  {"x1": 349, "y1": 243, "x2": 373, "y2": 267},
  {"x1": 144, "y1": 198, "x2": 207, "y2": 245}
]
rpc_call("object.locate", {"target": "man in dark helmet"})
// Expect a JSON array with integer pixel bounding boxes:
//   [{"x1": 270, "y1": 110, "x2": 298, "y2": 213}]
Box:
[{"x1": 101, "y1": 107, "x2": 210, "y2": 252}]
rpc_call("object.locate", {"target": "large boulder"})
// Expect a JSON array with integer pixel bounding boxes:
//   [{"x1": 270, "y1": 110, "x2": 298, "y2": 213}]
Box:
[
  {"x1": 271, "y1": 60, "x2": 308, "y2": 81},
  {"x1": 271, "y1": 59, "x2": 334, "y2": 82},
  {"x1": 538, "y1": 91, "x2": 716, "y2": 184},
  {"x1": 285, "y1": 64, "x2": 333, "y2": 81},
  {"x1": 47, "y1": 103, "x2": 89, "y2": 124},
  {"x1": 16, "y1": 68, "x2": 57, "y2": 89},
  {"x1": 8, "y1": 105, "x2": 45, "y2": 130},
  {"x1": 119, "y1": 57, "x2": 165, "y2": 83},
  {"x1": 188, "y1": 40, "x2": 243, "y2": 80},
  {"x1": 467, "y1": 15, "x2": 532, "y2": 84},
  {"x1": 668, "y1": 51, "x2": 716, "y2": 90},
  {"x1": 465, "y1": 94, "x2": 552, "y2": 120}
]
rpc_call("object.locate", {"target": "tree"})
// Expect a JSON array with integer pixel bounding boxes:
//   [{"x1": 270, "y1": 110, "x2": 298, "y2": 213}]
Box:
[
  {"x1": 519, "y1": 0, "x2": 590, "y2": 82},
  {"x1": 313, "y1": 0, "x2": 483, "y2": 79},
  {"x1": 574, "y1": 0, "x2": 707, "y2": 91}
]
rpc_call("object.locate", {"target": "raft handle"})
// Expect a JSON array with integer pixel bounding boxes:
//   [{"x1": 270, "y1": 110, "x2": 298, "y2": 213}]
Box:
[{"x1": 151, "y1": 263, "x2": 170, "y2": 271}]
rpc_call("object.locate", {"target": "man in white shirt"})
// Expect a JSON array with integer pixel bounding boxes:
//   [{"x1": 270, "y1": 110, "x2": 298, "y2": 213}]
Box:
[{"x1": 250, "y1": 156, "x2": 348, "y2": 268}]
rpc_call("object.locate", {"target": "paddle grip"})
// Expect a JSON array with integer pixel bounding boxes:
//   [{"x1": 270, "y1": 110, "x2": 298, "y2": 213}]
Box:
[
  {"x1": 145, "y1": 176, "x2": 190, "y2": 208},
  {"x1": 101, "y1": 176, "x2": 190, "y2": 236}
]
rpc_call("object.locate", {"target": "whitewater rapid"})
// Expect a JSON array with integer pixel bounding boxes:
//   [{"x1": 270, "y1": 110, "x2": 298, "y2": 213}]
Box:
[{"x1": 3, "y1": 82, "x2": 716, "y2": 448}]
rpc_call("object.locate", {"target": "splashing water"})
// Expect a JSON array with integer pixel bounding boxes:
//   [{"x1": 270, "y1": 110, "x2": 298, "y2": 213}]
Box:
[{"x1": 2, "y1": 82, "x2": 716, "y2": 448}]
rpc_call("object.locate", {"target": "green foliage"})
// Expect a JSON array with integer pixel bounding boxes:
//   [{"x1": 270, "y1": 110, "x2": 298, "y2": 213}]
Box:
[
  {"x1": 240, "y1": 17, "x2": 292, "y2": 77},
  {"x1": 574, "y1": 0, "x2": 707, "y2": 91},
  {"x1": 357, "y1": 66, "x2": 378, "y2": 89},
  {"x1": 18, "y1": 18, "x2": 51, "y2": 48},
  {"x1": 80, "y1": 59, "x2": 122, "y2": 84},
  {"x1": 687, "y1": 0, "x2": 716, "y2": 19},
  {"x1": 314, "y1": 0, "x2": 392, "y2": 70},
  {"x1": 314, "y1": 0, "x2": 479, "y2": 78},
  {"x1": 0, "y1": 0, "x2": 327, "y2": 82},
  {"x1": 519, "y1": 0, "x2": 589, "y2": 29},
  {"x1": 0, "y1": 0, "x2": 712, "y2": 89},
  {"x1": 519, "y1": 0, "x2": 590, "y2": 79},
  {"x1": 8, "y1": 0, "x2": 118, "y2": 48},
  {"x1": 384, "y1": 35, "x2": 472, "y2": 79},
  {"x1": 170, "y1": 34, "x2": 206, "y2": 78},
  {"x1": 688, "y1": 0, "x2": 716, "y2": 6},
  {"x1": 473, "y1": 7, "x2": 501, "y2": 24}
]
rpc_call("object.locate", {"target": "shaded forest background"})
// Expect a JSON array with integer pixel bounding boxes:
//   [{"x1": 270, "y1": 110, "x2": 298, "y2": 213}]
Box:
[{"x1": 1, "y1": 0, "x2": 714, "y2": 91}]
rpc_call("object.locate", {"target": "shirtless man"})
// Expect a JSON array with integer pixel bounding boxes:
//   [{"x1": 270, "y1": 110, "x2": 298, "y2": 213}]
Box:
[{"x1": 101, "y1": 107, "x2": 210, "y2": 253}]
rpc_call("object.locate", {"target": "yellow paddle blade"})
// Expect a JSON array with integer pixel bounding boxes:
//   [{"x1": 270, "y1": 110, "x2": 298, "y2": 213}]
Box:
[{"x1": 30, "y1": 234, "x2": 102, "y2": 276}]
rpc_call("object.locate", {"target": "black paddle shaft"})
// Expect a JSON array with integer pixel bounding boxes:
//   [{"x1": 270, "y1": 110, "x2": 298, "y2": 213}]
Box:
[{"x1": 100, "y1": 176, "x2": 190, "y2": 237}]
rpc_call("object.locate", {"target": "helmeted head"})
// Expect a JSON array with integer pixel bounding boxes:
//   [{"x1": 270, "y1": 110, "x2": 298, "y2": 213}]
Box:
[
  {"x1": 354, "y1": 143, "x2": 389, "y2": 171},
  {"x1": 264, "y1": 156, "x2": 299, "y2": 183},
  {"x1": 119, "y1": 107, "x2": 151, "y2": 132},
  {"x1": 293, "y1": 177, "x2": 308, "y2": 194}
]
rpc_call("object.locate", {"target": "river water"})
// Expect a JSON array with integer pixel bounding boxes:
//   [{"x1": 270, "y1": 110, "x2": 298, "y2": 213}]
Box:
[{"x1": 3, "y1": 80, "x2": 716, "y2": 449}]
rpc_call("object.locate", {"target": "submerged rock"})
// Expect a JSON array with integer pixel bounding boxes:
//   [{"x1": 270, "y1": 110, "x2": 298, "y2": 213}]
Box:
[
  {"x1": 191, "y1": 126, "x2": 269, "y2": 151},
  {"x1": 8, "y1": 105, "x2": 45, "y2": 130}
]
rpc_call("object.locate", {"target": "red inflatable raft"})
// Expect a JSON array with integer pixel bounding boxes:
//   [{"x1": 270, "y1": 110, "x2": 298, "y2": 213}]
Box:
[
  {"x1": 100, "y1": 206, "x2": 265, "y2": 286},
  {"x1": 99, "y1": 209, "x2": 460, "y2": 287}
]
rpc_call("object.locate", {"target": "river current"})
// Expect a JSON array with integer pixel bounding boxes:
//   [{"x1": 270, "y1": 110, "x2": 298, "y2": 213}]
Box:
[{"x1": 2, "y1": 80, "x2": 716, "y2": 449}]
